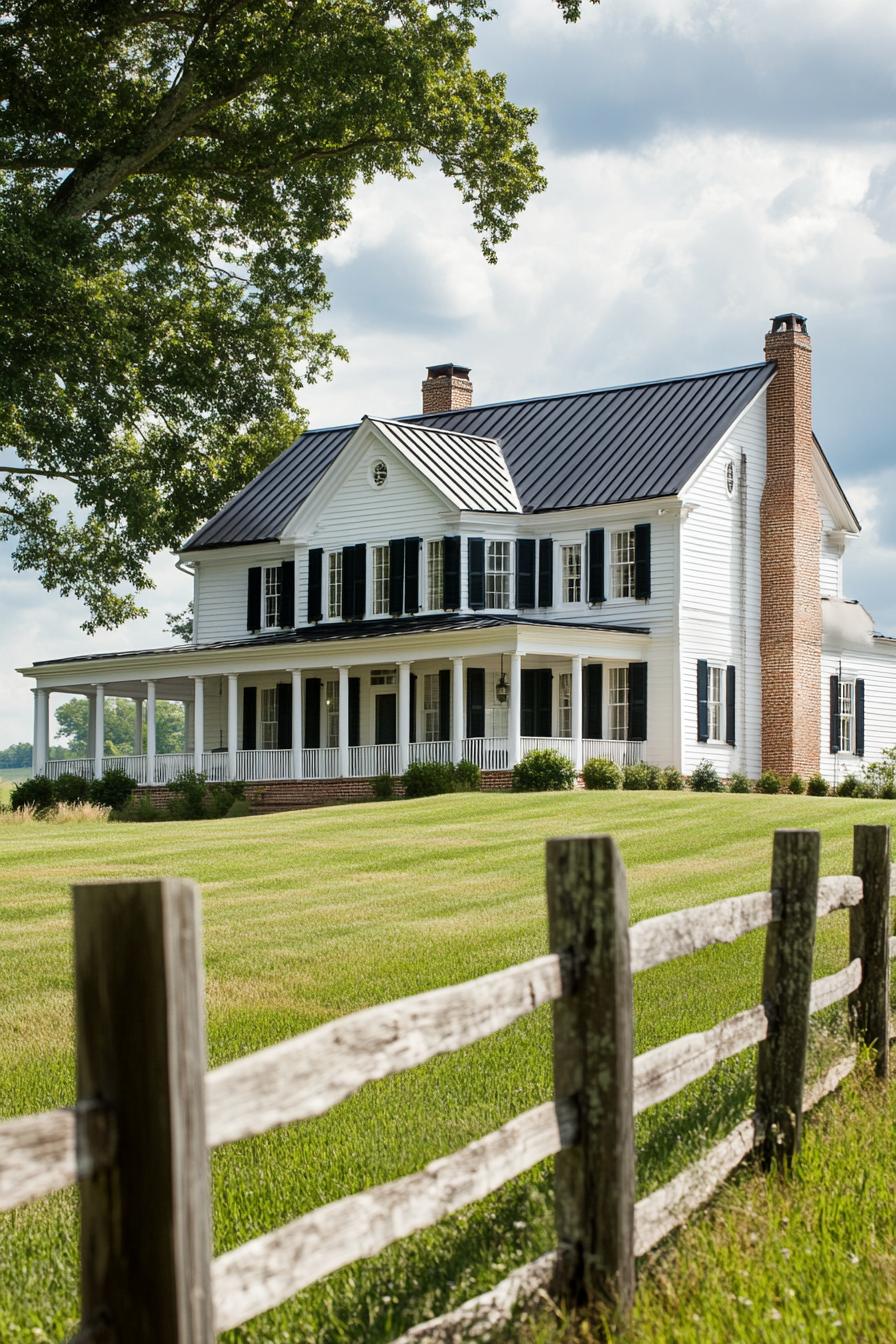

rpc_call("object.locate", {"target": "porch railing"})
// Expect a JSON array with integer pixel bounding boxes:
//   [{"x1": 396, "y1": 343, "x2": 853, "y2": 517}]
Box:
[
  {"x1": 460, "y1": 737, "x2": 510, "y2": 770},
  {"x1": 409, "y1": 740, "x2": 452, "y2": 765},
  {"x1": 43, "y1": 757, "x2": 94, "y2": 781},
  {"x1": 153, "y1": 753, "x2": 193, "y2": 785},
  {"x1": 583, "y1": 738, "x2": 644, "y2": 767},
  {"x1": 348, "y1": 744, "x2": 400, "y2": 777},
  {"x1": 106, "y1": 754, "x2": 147, "y2": 784},
  {"x1": 302, "y1": 746, "x2": 340, "y2": 780},
  {"x1": 520, "y1": 736, "x2": 577, "y2": 762},
  {"x1": 236, "y1": 749, "x2": 292, "y2": 782}
]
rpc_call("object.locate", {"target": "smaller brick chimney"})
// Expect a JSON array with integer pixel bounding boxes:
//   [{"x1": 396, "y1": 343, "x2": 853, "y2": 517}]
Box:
[{"x1": 422, "y1": 363, "x2": 473, "y2": 414}]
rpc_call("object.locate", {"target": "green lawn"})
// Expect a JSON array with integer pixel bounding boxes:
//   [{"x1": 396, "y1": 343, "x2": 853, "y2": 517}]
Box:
[{"x1": 1, "y1": 791, "x2": 894, "y2": 1342}]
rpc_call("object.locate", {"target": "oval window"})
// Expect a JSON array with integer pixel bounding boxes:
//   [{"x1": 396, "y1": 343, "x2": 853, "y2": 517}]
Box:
[{"x1": 371, "y1": 459, "x2": 388, "y2": 488}]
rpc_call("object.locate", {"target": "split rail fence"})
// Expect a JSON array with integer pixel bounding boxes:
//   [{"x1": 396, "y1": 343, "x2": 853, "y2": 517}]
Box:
[{"x1": 1, "y1": 825, "x2": 893, "y2": 1343}]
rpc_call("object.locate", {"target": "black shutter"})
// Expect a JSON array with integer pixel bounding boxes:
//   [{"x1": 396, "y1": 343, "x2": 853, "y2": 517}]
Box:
[
  {"x1": 409, "y1": 673, "x2": 417, "y2": 743},
  {"x1": 725, "y1": 665, "x2": 736, "y2": 746},
  {"x1": 438, "y1": 668, "x2": 451, "y2": 741},
  {"x1": 855, "y1": 678, "x2": 865, "y2": 757},
  {"x1": 307, "y1": 549, "x2": 323, "y2": 623},
  {"x1": 697, "y1": 660, "x2": 709, "y2": 743},
  {"x1": 516, "y1": 539, "x2": 536, "y2": 609},
  {"x1": 242, "y1": 686, "x2": 257, "y2": 750},
  {"x1": 280, "y1": 561, "x2": 295, "y2": 628},
  {"x1": 304, "y1": 677, "x2": 321, "y2": 749},
  {"x1": 634, "y1": 523, "x2": 651, "y2": 600},
  {"x1": 443, "y1": 536, "x2": 461, "y2": 610},
  {"x1": 389, "y1": 538, "x2": 405, "y2": 616},
  {"x1": 468, "y1": 538, "x2": 486, "y2": 610},
  {"x1": 348, "y1": 677, "x2": 360, "y2": 747},
  {"x1": 537, "y1": 538, "x2": 553, "y2": 607},
  {"x1": 587, "y1": 530, "x2": 605, "y2": 604},
  {"x1": 276, "y1": 681, "x2": 292, "y2": 750},
  {"x1": 353, "y1": 543, "x2": 366, "y2": 620},
  {"x1": 584, "y1": 663, "x2": 603, "y2": 739},
  {"x1": 341, "y1": 545, "x2": 356, "y2": 621},
  {"x1": 522, "y1": 668, "x2": 552, "y2": 737},
  {"x1": 628, "y1": 662, "x2": 647, "y2": 741},
  {"x1": 829, "y1": 674, "x2": 840, "y2": 753},
  {"x1": 247, "y1": 567, "x2": 262, "y2": 631},
  {"x1": 466, "y1": 667, "x2": 485, "y2": 738},
  {"x1": 404, "y1": 538, "x2": 420, "y2": 614}
]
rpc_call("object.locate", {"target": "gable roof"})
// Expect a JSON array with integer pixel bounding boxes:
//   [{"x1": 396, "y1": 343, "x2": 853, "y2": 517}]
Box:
[
  {"x1": 183, "y1": 362, "x2": 775, "y2": 551},
  {"x1": 366, "y1": 418, "x2": 521, "y2": 512}
]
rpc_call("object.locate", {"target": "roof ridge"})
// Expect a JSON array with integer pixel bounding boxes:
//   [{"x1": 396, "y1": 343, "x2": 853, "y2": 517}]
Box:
[{"x1": 367, "y1": 416, "x2": 501, "y2": 446}]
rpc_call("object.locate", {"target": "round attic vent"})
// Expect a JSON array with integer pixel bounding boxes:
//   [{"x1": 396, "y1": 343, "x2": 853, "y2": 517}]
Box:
[{"x1": 371, "y1": 459, "x2": 388, "y2": 488}]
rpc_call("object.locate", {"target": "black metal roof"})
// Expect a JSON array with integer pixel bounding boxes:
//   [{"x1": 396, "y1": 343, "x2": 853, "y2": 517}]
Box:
[
  {"x1": 183, "y1": 362, "x2": 776, "y2": 551},
  {"x1": 31, "y1": 613, "x2": 650, "y2": 667}
]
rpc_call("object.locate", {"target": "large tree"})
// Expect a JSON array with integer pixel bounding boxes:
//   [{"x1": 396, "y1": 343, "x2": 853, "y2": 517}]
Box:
[{"x1": 0, "y1": 0, "x2": 584, "y2": 631}]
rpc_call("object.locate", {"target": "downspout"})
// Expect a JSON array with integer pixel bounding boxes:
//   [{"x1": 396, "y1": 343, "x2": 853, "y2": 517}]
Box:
[{"x1": 739, "y1": 452, "x2": 748, "y2": 773}]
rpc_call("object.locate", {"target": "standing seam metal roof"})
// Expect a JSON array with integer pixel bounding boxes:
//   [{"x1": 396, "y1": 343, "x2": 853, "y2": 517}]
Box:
[
  {"x1": 183, "y1": 362, "x2": 776, "y2": 551},
  {"x1": 367, "y1": 418, "x2": 520, "y2": 513}
]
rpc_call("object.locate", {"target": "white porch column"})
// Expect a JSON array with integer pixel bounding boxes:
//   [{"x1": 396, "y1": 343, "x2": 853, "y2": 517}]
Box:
[
  {"x1": 398, "y1": 662, "x2": 411, "y2": 774},
  {"x1": 146, "y1": 681, "x2": 156, "y2": 784},
  {"x1": 451, "y1": 657, "x2": 464, "y2": 764},
  {"x1": 133, "y1": 698, "x2": 144, "y2": 755},
  {"x1": 508, "y1": 653, "x2": 522, "y2": 767},
  {"x1": 227, "y1": 674, "x2": 238, "y2": 781},
  {"x1": 338, "y1": 666, "x2": 350, "y2": 777},
  {"x1": 182, "y1": 699, "x2": 192, "y2": 753},
  {"x1": 571, "y1": 655, "x2": 584, "y2": 773},
  {"x1": 291, "y1": 670, "x2": 304, "y2": 779},
  {"x1": 33, "y1": 688, "x2": 49, "y2": 774},
  {"x1": 94, "y1": 685, "x2": 105, "y2": 778},
  {"x1": 193, "y1": 677, "x2": 205, "y2": 773}
]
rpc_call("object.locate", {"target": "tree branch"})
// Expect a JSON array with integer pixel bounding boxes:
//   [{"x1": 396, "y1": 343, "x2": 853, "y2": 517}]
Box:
[{"x1": 0, "y1": 464, "x2": 81, "y2": 484}]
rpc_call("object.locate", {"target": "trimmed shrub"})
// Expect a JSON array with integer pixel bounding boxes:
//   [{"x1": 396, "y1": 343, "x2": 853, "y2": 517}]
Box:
[
  {"x1": 728, "y1": 772, "x2": 751, "y2": 794},
  {"x1": 167, "y1": 768, "x2": 209, "y2": 819},
  {"x1": 53, "y1": 772, "x2": 91, "y2": 804},
  {"x1": 10, "y1": 775, "x2": 55, "y2": 812},
  {"x1": 206, "y1": 780, "x2": 247, "y2": 818},
  {"x1": 511, "y1": 749, "x2": 575, "y2": 793},
  {"x1": 836, "y1": 773, "x2": 863, "y2": 798},
  {"x1": 756, "y1": 769, "x2": 782, "y2": 795},
  {"x1": 623, "y1": 762, "x2": 661, "y2": 791},
  {"x1": 786, "y1": 773, "x2": 805, "y2": 795},
  {"x1": 454, "y1": 759, "x2": 482, "y2": 792},
  {"x1": 402, "y1": 761, "x2": 457, "y2": 798},
  {"x1": 225, "y1": 798, "x2": 251, "y2": 818},
  {"x1": 372, "y1": 772, "x2": 395, "y2": 801},
  {"x1": 661, "y1": 766, "x2": 684, "y2": 791},
  {"x1": 582, "y1": 757, "x2": 622, "y2": 791},
  {"x1": 89, "y1": 767, "x2": 137, "y2": 810},
  {"x1": 689, "y1": 759, "x2": 723, "y2": 793},
  {"x1": 113, "y1": 792, "x2": 161, "y2": 823},
  {"x1": 862, "y1": 755, "x2": 896, "y2": 799},
  {"x1": 806, "y1": 773, "x2": 829, "y2": 797}
]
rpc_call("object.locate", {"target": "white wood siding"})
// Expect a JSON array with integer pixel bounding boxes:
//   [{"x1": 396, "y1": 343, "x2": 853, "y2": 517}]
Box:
[
  {"x1": 193, "y1": 546, "x2": 286, "y2": 643},
  {"x1": 819, "y1": 501, "x2": 843, "y2": 598}
]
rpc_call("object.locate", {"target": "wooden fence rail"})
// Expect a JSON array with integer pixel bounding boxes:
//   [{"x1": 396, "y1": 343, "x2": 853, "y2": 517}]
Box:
[{"x1": 1, "y1": 825, "x2": 893, "y2": 1344}]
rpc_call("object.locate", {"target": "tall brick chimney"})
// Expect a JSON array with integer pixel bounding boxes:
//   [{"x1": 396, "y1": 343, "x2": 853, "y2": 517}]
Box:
[
  {"x1": 760, "y1": 313, "x2": 822, "y2": 778},
  {"x1": 421, "y1": 363, "x2": 473, "y2": 414}
]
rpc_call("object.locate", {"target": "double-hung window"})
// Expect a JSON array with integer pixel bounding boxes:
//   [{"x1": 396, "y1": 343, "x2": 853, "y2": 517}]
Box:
[
  {"x1": 263, "y1": 565, "x2": 281, "y2": 628},
  {"x1": 372, "y1": 545, "x2": 390, "y2": 616},
  {"x1": 608, "y1": 666, "x2": 629, "y2": 740},
  {"x1": 325, "y1": 678, "x2": 339, "y2": 748},
  {"x1": 610, "y1": 530, "x2": 635, "y2": 599},
  {"x1": 327, "y1": 552, "x2": 342, "y2": 619},
  {"x1": 708, "y1": 666, "x2": 724, "y2": 742},
  {"x1": 260, "y1": 687, "x2": 278, "y2": 750},
  {"x1": 558, "y1": 672, "x2": 572, "y2": 737},
  {"x1": 839, "y1": 679, "x2": 855, "y2": 754},
  {"x1": 427, "y1": 540, "x2": 444, "y2": 611},
  {"x1": 560, "y1": 545, "x2": 582, "y2": 604},
  {"x1": 485, "y1": 540, "x2": 512, "y2": 609},
  {"x1": 423, "y1": 673, "x2": 441, "y2": 742}
]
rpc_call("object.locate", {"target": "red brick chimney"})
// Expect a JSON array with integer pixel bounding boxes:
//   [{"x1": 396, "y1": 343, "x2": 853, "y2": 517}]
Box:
[
  {"x1": 760, "y1": 313, "x2": 822, "y2": 778},
  {"x1": 421, "y1": 363, "x2": 473, "y2": 414}
]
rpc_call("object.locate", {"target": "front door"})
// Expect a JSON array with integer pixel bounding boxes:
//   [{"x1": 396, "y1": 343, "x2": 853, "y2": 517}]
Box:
[{"x1": 375, "y1": 693, "x2": 397, "y2": 745}]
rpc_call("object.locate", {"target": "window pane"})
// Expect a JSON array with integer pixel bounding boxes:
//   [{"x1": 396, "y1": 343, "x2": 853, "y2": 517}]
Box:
[
  {"x1": 559, "y1": 672, "x2": 572, "y2": 737},
  {"x1": 561, "y1": 546, "x2": 582, "y2": 604},
  {"x1": 839, "y1": 681, "x2": 854, "y2": 753},
  {"x1": 373, "y1": 545, "x2": 390, "y2": 615},
  {"x1": 327, "y1": 553, "x2": 342, "y2": 619},
  {"x1": 608, "y1": 666, "x2": 629, "y2": 740},
  {"x1": 486, "y1": 540, "x2": 511, "y2": 609},
  {"x1": 708, "y1": 666, "x2": 723, "y2": 741},
  {"x1": 611, "y1": 531, "x2": 635, "y2": 599},
  {"x1": 325, "y1": 679, "x2": 339, "y2": 748},
  {"x1": 264, "y1": 566, "x2": 281, "y2": 628},
  {"x1": 423, "y1": 673, "x2": 440, "y2": 741},
  {"x1": 260, "y1": 687, "x2": 278, "y2": 750},
  {"x1": 427, "y1": 540, "x2": 444, "y2": 610}
]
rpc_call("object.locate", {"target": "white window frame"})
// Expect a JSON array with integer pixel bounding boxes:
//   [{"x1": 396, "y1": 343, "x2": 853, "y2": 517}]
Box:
[
  {"x1": 608, "y1": 666, "x2": 629, "y2": 741},
  {"x1": 372, "y1": 544, "x2": 390, "y2": 616},
  {"x1": 263, "y1": 564, "x2": 281, "y2": 629},
  {"x1": 485, "y1": 540, "x2": 512, "y2": 610},
  {"x1": 707, "y1": 665, "x2": 724, "y2": 743},
  {"x1": 610, "y1": 529, "x2": 635, "y2": 600},
  {"x1": 327, "y1": 552, "x2": 342, "y2": 620},
  {"x1": 325, "y1": 678, "x2": 340, "y2": 749},
  {"x1": 426, "y1": 539, "x2": 444, "y2": 612},
  {"x1": 839, "y1": 678, "x2": 855, "y2": 755},
  {"x1": 560, "y1": 544, "x2": 582, "y2": 605},
  {"x1": 423, "y1": 673, "x2": 441, "y2": 742},
  {"x1": 260, "y1": 686, "x2": 278, "y2": 750},
  {"x1": 558, "y1": 672, "x2": 572, "y2": 738}
]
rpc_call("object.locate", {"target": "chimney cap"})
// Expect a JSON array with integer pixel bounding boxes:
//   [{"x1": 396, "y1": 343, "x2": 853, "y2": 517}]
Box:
[
  {"x1": 769, "y1": 313, "x2": 808, "y2": 335},
  {"x1": 425, "y1": 362, "x2": 471, "y2": 380}
]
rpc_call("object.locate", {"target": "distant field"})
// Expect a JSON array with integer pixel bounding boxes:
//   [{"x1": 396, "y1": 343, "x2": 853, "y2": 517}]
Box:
[
  {"x1": 2, "y1": 791, "x2": 894, "y2": 1342},
  {"x1": 0, "y1": 766, "x2": 30, "y2": 804}
]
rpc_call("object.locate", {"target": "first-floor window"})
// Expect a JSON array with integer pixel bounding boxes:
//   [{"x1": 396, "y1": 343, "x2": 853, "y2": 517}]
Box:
[
  {"x1": 558, "y1": 672, "x2": 572, "y2": 737},
  {"x1": 708, "y1": 666, "x2": 724, "y2": 742},
  {"x1": 608, "y1": 666, "x2": 628, "y2": 740},
  {"x1": 560, "y1": 545, "x2": 582, "y2": 604},
  {"x1": 427, "y1": 539, "x2": 444, "y2": 610},
  {"x1": 486, "y1": 540, "x2": 512, "y2": 608},
  {"x1": 423, "y1": 673, "x2": 441, "y2": 741},
  {"x1": 327, "y1": 552, "x2": 342, "y2": 619},
  {"x1": 260, "y1": 687, "x2": 278, "y2": 750},
  {"x1": 325, "y1": 678, "x2": 339, "y2": 748},
  {"x1": 373, "y1": 544, "x2": 390, "y2": 615},
  {"x1": 839, "y1": 679, "x2": 855, "y2": 754},
  {"x1": 263, "y1": 565, "x2": 281, "y2": 628},
  {"x1": 610, "y1": 530, "x2": 635, "y2": 599}
]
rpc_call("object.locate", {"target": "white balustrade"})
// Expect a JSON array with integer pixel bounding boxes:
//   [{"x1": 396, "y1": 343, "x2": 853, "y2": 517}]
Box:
[
  {"x1": 153, "y1": 753, "x2": 193, "y2": 785},
  {"x1": 104, "y1": 755, "x2": 146, "y2": 784},
  {"x1": 519, "y1": 737, "x2": 577, "y2": 762},
  {"x1": 408, "y1": 740, "x2": 451, "y2": 766},
  {"x1": 202, "y1": 751, "x2": 233, "y2": 782},
  {"x1": 43, "y1": 757, "x2": 94, "y2": 781},
  {"x1": 460, "y1": 738, "x2": 510, "y2": 770},
  {"x1": 302, "y1": 747, "x2": 340, "y2": 779},
  {"x1": 582, "y1": 738, "x2": 645, "y2": 767},
  {"x1": 234, "y1": 749, "x2": 292, "y2": 781},
  {"x1": 348, "y1": 744, "x2": 400, "y2": 777}
]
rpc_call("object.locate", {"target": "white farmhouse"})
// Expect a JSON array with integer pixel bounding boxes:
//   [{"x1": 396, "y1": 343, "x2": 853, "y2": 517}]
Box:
[{"x1": 21, "y1": 314, "x2": 889, "y2": 801}]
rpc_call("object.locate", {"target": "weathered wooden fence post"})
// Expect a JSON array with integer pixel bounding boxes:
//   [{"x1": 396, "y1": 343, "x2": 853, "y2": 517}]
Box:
[
  {"x1": 73, "y1": 879, "x2": 214, "y2": 1343},
  {"x1": 754, "y1": 829, "x2": 820, "y2": 1170},
  {"x1": 850, "y1": 824, "x2": 891, "y2": 1077},
  {"x1": 547, "y1": 835, "x2": 635, "y2": 1315}
]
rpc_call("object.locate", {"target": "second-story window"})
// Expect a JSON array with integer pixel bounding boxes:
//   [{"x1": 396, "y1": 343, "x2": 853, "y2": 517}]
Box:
[
  {"x1": 327, "y1": 552, "x2": 342, "y2": 619},
  {"x1": 708, "y1": 666, "x2": 724, "y2": 741},
  {"x1": 608, "y1": 666, "x2": 629, "y2": 740},
  {"x1": 486, "y1": 540, "x2": 512, "y2": 609},
  {"x1": 610, "y1": 530, "x2": 635, "y2": 599},
  {"x1": 839, "y1": 679, "x2": 855, "y2": 753},
  {"x1": 427, "y1": 540, "x2": 444, "y2": 610},
  {"x1": 561, "y1": 545, "x2": 582, "y2": 603},
  {"x1": 372, "y1": 545, "x2": 390, "y2": 615},
  {"x1": 263, "y1": 565, "x2": 281, "y2": 628}
]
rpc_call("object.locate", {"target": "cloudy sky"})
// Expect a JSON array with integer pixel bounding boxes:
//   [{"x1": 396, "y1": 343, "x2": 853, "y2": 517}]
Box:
[{"x1": 3, "y1": 0, "x2": 895, "y2": 747}]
